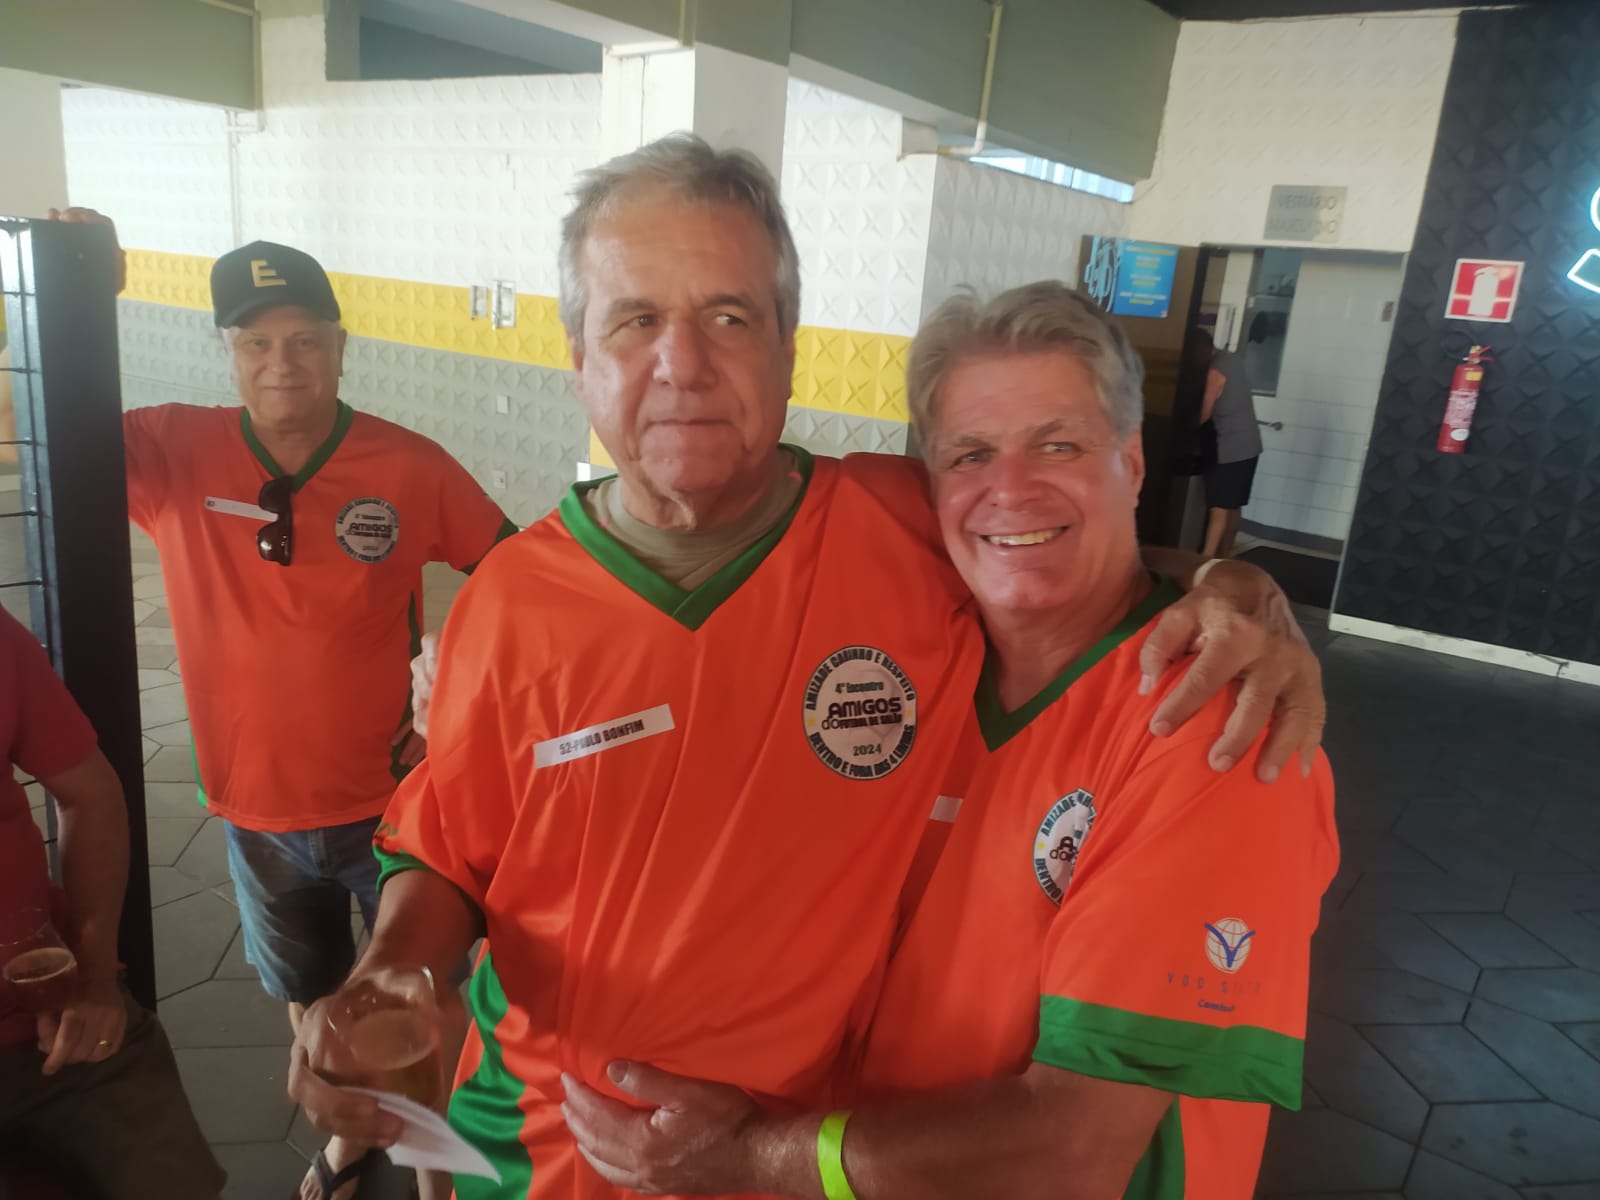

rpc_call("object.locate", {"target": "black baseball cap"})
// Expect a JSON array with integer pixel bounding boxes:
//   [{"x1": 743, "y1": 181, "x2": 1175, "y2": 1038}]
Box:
[{"x1": 211, "y1": 240, "x2": 341, "y2": 328}]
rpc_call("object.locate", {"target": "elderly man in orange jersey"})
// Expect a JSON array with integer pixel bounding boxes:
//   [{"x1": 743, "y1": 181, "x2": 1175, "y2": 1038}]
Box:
[{"x1": 2, "y1": 209, "x2": 516, "y2": 1200}]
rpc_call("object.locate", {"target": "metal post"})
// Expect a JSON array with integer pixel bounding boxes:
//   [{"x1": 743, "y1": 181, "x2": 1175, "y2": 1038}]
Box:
[{"x1": 1, "y1": 217, "x2": 155, "y2": 1010}]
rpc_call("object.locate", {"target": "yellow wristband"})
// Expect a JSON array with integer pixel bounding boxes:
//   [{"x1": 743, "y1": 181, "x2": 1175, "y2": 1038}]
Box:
[{"x1": 817, "y1": 1110, "x2": 859, "y2": 1200}]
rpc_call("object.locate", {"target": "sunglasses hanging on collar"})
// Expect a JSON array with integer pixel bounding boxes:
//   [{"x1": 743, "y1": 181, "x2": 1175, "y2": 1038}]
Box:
[{"x1": 257, "y1": 475, "x2": 293, "y2": 566}]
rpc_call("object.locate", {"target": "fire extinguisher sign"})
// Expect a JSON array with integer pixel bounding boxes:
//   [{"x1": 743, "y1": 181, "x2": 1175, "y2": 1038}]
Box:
[{"x1": 1444, "y1": 259, "x2": 1524, "y2": 323}]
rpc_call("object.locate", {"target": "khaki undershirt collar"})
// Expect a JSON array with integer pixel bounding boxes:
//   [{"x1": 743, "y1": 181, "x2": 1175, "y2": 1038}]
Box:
[{"x1": 579, "y1": 450, "x2": 805, "y2": 591}]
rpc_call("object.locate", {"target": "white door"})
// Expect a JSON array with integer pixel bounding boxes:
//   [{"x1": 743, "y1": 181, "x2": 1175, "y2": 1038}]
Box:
[{"x1": 1245, "y1": 254, "x2": 1403, "y2": 545}]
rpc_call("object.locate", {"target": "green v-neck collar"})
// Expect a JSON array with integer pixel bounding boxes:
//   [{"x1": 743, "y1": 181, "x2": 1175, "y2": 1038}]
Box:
[
  {"x1": 241, "y1": 401, "x2": 355, "y2": 491},
  {"x1": 975, "y1": 576, "x2": 1182, "y2": 751},
  {"x1": 558, "y1": 446, "x2": 815, "y2": 632}
]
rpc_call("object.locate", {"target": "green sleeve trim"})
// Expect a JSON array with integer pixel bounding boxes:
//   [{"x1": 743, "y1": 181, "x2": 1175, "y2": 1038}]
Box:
[
  {"x1": 188, "y1": 737, "x2": 208, "y2": 809},
  {"x1": 556, "y1": 445, "x2": 814, "y2": 631},
  {"x1": 373, "y1": 844, "x2": 430, "y2": 891},
  {"x1": 976, "y1": 576, "x2": 1182, "y2": 750},
  {"x1": 1125, "y1": 1104, "x2": 1186, "y2": 1200},
  {"x1": 240, "y1": 399, "x2": 354, "y2": 489},
  {"x1": 1035, "y1": 995, "x2": 1303, "y2": 1109},
  {"x1": 492, "y1": 514, "x2": 519, "y2": 544},
  {"x1": 461, "y1": 516, "x2": 520, "y2": 576},
  {"x1": 451, "y1": 951, "x2": 537, "y2": 1199}
]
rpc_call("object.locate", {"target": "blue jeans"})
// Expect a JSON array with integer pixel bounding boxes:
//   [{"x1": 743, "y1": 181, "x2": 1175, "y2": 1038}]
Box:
[{"x1": 223, "y1": 816, "x2": 382, "y2": 1005}]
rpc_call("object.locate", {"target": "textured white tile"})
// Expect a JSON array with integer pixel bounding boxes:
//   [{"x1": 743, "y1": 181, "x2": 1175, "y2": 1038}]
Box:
[
  {"x1": 782, "y1": 408, "x2": 908, "y2": 458},
  {"x1": 64, "y1": 4, "x2": 603, "y2": 296},
  {"x1": 782, "y1": 80, "x2": 936, "y2": 336},
  {"x1": 922, "y1": 157, "x2": 1128, "y2": 315},
  {"x1": 61, "y1": 90, "x2": 233, "y2": 257},
  {"x1": 1129, "y1": 14, "x2": 1457, "y2": 251}
]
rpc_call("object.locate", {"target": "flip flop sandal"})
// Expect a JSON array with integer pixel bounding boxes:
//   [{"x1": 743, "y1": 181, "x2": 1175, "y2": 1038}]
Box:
[{"x1": 303, "y1": 1148, "x2": 376, "y2": 1200}]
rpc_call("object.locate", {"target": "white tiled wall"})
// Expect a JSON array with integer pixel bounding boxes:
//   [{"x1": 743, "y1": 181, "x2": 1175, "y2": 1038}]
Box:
[
  {"x1": 1246, "y1": 256, "x2": 1403, "y2": 541},
  {"x1": 782, "y1": 81, "x2": 937, "y2": 337},
  {"x1": 922, "y1": 156, "x2": 1128, "y2": 314},
  {"x1": 63, "y1": 16, "x2": 944, "y2": 341},
  {"x1": 59, "y1": 91, "x2": 234, "y2": 258},
  {"x1": 58, "y1": 1, "x2": 952, "y2": 497},
  {"x1": 63, "y1": 3, "x2": 602, "y2": 297},
  {"x1": 1129, "y1": 13, "x2": 1457, "y2": 253}
]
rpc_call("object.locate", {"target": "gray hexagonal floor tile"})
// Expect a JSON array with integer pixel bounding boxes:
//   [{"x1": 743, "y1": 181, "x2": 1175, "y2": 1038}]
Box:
[
  {"x1": 1361, "y1": 1024, "x2": 1539, "y2": 1103},
  {"x1": 159, "y1": 979, "x2": 291, "y2": 1049},
  {"x1": 174, "y1": 1045, "x2": 296, "y2": 1145},
  {"x1": 1423, "y1": 1102, "x2": 1600, "y2": 1185},
  {"x1": 1256, "y1": 1108, "x2": 1413, "y2": 1194},
  {"x1": 153, "y1": 888, "x2": 238, "y2": 999}
]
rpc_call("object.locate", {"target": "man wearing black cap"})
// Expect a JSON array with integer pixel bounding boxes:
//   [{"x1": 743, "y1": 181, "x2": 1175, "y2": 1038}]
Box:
[{"x1": 119, "y1": 238, "x2": 515, "y2": 1200}]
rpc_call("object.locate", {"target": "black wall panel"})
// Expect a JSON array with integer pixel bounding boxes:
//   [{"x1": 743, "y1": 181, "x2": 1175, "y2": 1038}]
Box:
[{"x1": 1334, "y1": 4, "x2": 1600, "y2": 664}]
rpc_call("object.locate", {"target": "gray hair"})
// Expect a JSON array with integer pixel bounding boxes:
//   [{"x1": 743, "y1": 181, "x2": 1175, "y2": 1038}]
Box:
[
  {"x1": 907, "y1": 282, "x2": 1145, "y2": 451},
  {"x1": 558, "y1": 133, "x2": 802, "y2": 341}
]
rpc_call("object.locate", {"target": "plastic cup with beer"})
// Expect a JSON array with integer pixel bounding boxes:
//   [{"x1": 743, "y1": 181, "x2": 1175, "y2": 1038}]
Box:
[
  {"x1": 326, "y1": 965, "x2": 444, "y2": 1109},
  {"x1": 0, "y1": 909, "x2": 80, "y2": 1014}
]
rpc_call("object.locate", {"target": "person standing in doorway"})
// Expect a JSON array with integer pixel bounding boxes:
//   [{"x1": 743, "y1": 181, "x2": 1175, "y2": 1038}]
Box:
[{"x1": 1199, "y1": 330, "x2": 1262, "y2": 558}]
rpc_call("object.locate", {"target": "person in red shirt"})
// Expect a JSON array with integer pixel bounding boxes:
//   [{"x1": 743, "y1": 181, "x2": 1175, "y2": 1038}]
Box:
[{"x1": 0, "y1": 607, "x2": 224, "y2": 1198}]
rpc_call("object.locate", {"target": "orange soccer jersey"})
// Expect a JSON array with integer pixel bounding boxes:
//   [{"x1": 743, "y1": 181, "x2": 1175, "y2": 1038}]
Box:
[
  {"x1": 861, "y1": 580, "x2": 1339, "y2": 1200},
  {"x1": 124, "y1": 402, "x2": 512, "y2": 832},
  {"x1": 375, "y1": 450, "x2": 984, "y2": 1200}
]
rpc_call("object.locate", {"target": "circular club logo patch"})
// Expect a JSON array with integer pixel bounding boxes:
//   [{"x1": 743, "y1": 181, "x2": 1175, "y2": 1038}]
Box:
[
  {"x1": 1032, "y1": 789, "x2": 1095, "y2": 905},
  {"x1": 334, "y1": 497, "x2": 400, "y2": 563},
  {"x1": 801, "y1": 646, "x2": 917, "y2": 780},
  {"x1": 1204, "y1": 917, "x2": 1256, "y2": 974}
]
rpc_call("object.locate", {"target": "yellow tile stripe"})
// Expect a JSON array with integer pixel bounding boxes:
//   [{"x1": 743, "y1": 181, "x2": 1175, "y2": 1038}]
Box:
[
  {"x1": 793, "y1": 325, "x2": 910, "y2": 424},
  {"x1": 124, "y1": 248, "x2": 571, "y2": 370},
  {"x1": 124, "y1": 249, "x2": 910, "y2": 428}
]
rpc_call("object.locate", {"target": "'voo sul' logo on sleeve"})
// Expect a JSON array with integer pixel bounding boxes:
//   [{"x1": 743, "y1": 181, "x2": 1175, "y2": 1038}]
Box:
[{"x1": 335, "y1": 497, "x2": 400, "y2": 563}]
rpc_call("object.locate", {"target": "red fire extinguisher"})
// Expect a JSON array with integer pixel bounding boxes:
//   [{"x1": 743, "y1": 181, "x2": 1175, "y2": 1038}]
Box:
[{"x1": 1437, "y1": 344, "x2": 1492, "y2": 454}]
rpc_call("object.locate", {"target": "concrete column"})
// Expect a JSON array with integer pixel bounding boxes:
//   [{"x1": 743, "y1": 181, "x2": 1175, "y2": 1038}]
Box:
[
  {"x1": 0, "y1": 68, "x2": 68, "y2": 218},
  {"x1": 600, "y1": 42, "x2": 788, "y2": 181}
]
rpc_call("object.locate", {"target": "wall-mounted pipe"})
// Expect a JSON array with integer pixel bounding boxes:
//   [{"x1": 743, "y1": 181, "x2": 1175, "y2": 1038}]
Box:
[{"x1": 939, "y1": 2, "x2": 1003, "y2": 160}]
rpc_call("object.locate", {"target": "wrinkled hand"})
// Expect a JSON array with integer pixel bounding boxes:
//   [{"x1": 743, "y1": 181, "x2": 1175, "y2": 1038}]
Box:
[
  {"x1": 409, "y1": 633, "x2": 439, "y2": 740},
  {"x1": 390, "y1": 719, "x2": 426, "y2": 768},
  {"x1": 1139, "y1": 559, "x2": 1324, "y2": 782},
  {"x1": 45, "y1": 207, "x2": 127, "y2": 294},
  {"x1": 36, "y1": 975, "x2": 126, "y2": 1076},
  {"x1": 286, "y1": 992, "x2": 405, "y2": 1150},
  {"x1": 47, "y1": 206, "x2": 114, "y2": 226},
  {"x1": 562, "y1": 1061, "x2": 761, "y2": 1196}
]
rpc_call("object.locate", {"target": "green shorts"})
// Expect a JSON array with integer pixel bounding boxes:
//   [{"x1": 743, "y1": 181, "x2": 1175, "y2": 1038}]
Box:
[{"x1": 0, "y1": 989, "x2": 225, "y2": 1199}]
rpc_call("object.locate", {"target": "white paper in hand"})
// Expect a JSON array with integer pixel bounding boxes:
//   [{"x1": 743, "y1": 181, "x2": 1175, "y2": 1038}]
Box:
[{"x1": 347, "y1": 1088, "x2": 501, "y2": 1182}]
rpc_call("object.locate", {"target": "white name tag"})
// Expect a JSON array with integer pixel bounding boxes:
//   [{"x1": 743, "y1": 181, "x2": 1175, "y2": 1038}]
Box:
[
  {"x1": 930, "y1": 794, "x2": 964, "y2": 823},
  {"x1": 205, "y1": 496, "x2": 276, "y2": 521},
  {"x1": 533, "y1": 704, "x2": 674, "y2": 768}
]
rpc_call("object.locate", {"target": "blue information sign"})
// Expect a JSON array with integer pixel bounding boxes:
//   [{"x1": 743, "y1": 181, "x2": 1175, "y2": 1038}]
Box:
[{"x1": 1110, "y1": 241, "x2": 1179, "y2": 319}]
